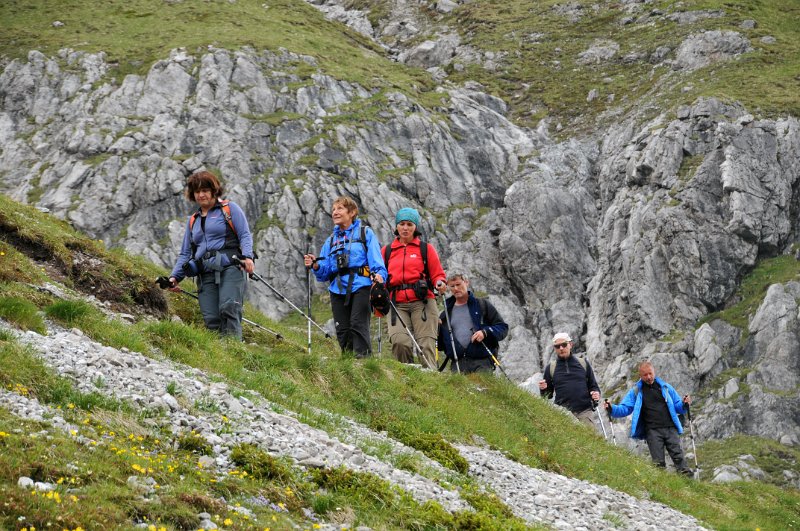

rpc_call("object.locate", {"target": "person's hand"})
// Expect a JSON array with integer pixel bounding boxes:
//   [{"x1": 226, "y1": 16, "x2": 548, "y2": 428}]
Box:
[
  {"x1": 435, "y1": 280, "x2": 447, "y2": 294},
  {"x1": 303, "y1": 254, "x2": 318, "y2": 270},
  {"x1": 167, "y1": 277, "x2": 181, "y2": 292},
  {"x1": 372, "y1": 274, "x2": 384, "y2": 284},
  {"x1": 538, "y1": 379, "x2": 547, "y2": 391},
  {"x1": 239, "y1": 257, "x2": 255, "y2": 274},
  {"x1": 470, "y1": 329, "x2": 486, "y2": 343},
  {"x1": 603, "y1": 399, "x2": 611, "y2": 411},
  {"x1": 590, "y1": 390, "x2": 600, "y2": 401},
  {"x1": 683, "y1": 394, "x2": 692, "y2": 406}
]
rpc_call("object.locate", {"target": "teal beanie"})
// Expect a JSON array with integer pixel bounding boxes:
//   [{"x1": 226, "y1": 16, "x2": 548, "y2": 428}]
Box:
[{"x1": 395, "y1": 207, "x2": 420, "y2": 226}]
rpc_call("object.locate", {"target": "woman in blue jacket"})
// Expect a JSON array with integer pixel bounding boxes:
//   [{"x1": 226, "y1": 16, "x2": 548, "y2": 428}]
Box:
[
  {"x1": 304, "y1": 196, "x2": 387, "y2": 358},
  {"x1": 169, "y1": 171, "x2": 254, "y2": 340},
  {"x1": 605, "y1": 361, "x2": 694, "y2": 475}
]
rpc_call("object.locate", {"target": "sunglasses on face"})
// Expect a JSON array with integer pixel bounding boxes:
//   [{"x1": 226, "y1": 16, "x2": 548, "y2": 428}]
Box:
[{"x1": 554, "y1": 343, "x2": 569, "y2": 350}]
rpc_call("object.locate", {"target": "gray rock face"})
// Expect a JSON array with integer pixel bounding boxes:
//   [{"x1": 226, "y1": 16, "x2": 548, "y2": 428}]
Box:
[
  {"x1": 399, "y1": 34, "x2": 461, "y2": 68},
  {"x1": 2, "y1": 44, "x2": 800, "y2": 470},
  {"x1": 673, "y1": 31, "x2": 753, "y2": 71},
  {"x1": 577, "y1": 39, "x2": 620, "y2": 65}
]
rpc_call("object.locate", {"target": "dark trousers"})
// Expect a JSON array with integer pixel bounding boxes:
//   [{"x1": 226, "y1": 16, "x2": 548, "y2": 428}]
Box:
[
  {"x1": 197, "y1": 267, "x2": 246, "y2": 340},
  {"x1": 450, "y1": 356, "x2": 494, "y2": 374},
  {"x1": 645, "y1": 426, "x2": 692, "y2": 473},
  {"x1": 330, "y1": 287, "x2": 371, "y2": 357}
]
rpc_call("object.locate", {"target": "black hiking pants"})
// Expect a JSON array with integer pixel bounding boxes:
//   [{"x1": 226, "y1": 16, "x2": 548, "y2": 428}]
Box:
[
  {"x1": 645, "y1": 426, "x2": 692, "y2": 474},
  {"x1": 330, "y1": 286, "x2": 371, "y2": 358}
]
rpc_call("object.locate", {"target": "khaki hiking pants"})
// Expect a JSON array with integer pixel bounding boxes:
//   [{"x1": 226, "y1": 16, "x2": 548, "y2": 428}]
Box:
[{"x1": 388, "y1": 298, "x2": 439, "y2": 369}]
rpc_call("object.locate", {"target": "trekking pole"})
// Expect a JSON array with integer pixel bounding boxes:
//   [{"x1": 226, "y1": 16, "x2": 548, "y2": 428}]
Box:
[
  {"x1": 684, "y1": 398, "x2": 700, "y2": 479},
  {"x1": 439, "y1": 293, "x2": 461, "y2": 373},
  {"x1": 603, "y1": 399, "x2": 617, "y2": 445},
  {"x1": 233, "y1": 258, "x2": 331, "y2": 338},
  {"x1": 304, "y1": 252, "x2": 312, "y2": 355},
  {"x1": 476, "y1": 340, "x2": 511, "y2": 380},
  {"x1": 377, "y1": 315, "x2": 383, "y2": 356},
  {"x1": 592, "y1": 399, "x2": 608, "y2": 440},
  {"x1": 155, "y1": 277, "x2": 283, "y2": 339},
  {"x1": 386, "y1": 297, "x2": 424, "y2": 359}
]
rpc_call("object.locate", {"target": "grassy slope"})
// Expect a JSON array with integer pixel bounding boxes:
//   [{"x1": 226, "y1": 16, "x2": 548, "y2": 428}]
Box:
[
  {"x1": 2, "y1": 0, "x2": 798, "y2": 131},
  {"x1": 0, "y1": 0, "x2": 437, "y2": 105},
  {"x1": 446, "y1": 0, "x2": 800, "y2": 129},
  {"x1": 2, "y1": 195, "x2": 800, "y2": 528}
]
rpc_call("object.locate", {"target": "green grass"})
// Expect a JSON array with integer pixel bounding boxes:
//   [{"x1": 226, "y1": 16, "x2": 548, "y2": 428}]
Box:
[
  {"x1": 3, "y1": 0, "x2": 795, "y2": 134},
  {"x1": 0, "y1": 334, "x2": 536, "y2": 530},
  {"x1": 697, "y1": 434, "x2": 800, "y2": 486},
  {"x1": 697, "y1": 254, "x2": 800, "y2": 331},
  {"x1": 0, "y1": 0, "x2": 435, "y2": 100},
  {"x1": 0, "y1": 296, "x2": 45, "y2": 334},
  {"x1": 446, "y1": 0, "x2": 800, "y2": 130},
  {"x1": 0, "y1": 97, "x2": 799, "y2": 531}
]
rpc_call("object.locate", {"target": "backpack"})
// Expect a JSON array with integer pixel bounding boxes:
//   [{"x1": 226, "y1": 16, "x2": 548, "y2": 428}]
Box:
[
  {"x1": 324, "y1": 223, "x2": 371, "y2": 278},
  {"x1": 548, "y1": 356, "x2": 588, "y2": 384},
  {"x1": 382, "y1": 235, "x2": 431, "y2": 288},
  {"x1": 187, "y1": 200, "x2": 247, "y2": 262},
  {"x1": 325, "y1": 223, "x2": 373, "y2": 303},
  {"x1": 189, "y1": 200, "x2": 236, "y2": 235}
]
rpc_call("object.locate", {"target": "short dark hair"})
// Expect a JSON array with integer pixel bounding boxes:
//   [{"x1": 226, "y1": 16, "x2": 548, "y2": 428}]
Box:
[{"x1": 185, "y1": 171, "x2": 224, "y2": 202}]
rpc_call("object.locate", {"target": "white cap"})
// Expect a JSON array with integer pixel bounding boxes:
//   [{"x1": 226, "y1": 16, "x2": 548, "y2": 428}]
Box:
[{"x1": 552, "y1": 332, "x2": 572, "y2": 344}]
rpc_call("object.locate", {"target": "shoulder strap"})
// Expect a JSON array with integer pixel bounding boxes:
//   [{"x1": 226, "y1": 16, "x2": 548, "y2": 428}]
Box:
[
  {"x1": 361, "y1": 224, "x2": 368, "y2": 257},
  {"x1": 383, "y1": 243, "x2": 392, "y2": 268},
  {"x1": 219, "y1": 200, "x2": 236, "y2": 235},
  {"x1": 477, "y1": 297, "x2": 488, "y2": 318},
  {"x1": 419, "y1": 238, "x2": 431, "y2": 285},
  {"x1": 189, "y1": 200, "x2": 237, "y2": 236},
  {"x1": 549, "y1": 356, "x2": 588, "y2": 384}
]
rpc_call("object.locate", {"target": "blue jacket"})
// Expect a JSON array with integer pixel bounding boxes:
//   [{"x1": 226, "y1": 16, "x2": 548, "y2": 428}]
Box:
[
  {"x1": 609, "y1": 377, "x2": 686, "y2": 439},
  {"x1": 437, "y1": 292, "x2": 508, "y2": 360},
  {"x1": 171, "y1": 200, "x2": 253, "y2": 281},
  {"x1": 313, "y1": 219, "x2": 388, "y2": 295}
]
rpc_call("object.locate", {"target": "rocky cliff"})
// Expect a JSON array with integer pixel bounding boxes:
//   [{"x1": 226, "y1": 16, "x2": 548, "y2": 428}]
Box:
[{"x1": 1, "y1": 0, "x2": 799, "y2": 482}]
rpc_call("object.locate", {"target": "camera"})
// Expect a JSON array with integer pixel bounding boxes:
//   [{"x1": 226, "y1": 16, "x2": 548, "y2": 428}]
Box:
[
  {"x1": 412, "y1": 279, "x2": 429, "y2": 301},
  {"x1": 336, "y1": 252, "x2": 350, "y2": 271},
  {"x1": 182, "y1": 259, "x2": 201, "y2": 277}
]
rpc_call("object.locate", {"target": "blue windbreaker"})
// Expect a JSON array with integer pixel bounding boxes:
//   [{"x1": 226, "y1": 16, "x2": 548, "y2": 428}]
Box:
[
  {"x1": 170, "y1": 200, "x2": 253, "y2": 281},
  {"x1": 313, "y1": 219, "x2": 387, "y2": 295},
  {"x1": 609, "y1": 377, "x2": 686, "y2": 439}
]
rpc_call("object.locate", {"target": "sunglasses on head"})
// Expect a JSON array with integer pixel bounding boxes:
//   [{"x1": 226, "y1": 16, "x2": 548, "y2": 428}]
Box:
[{"x1": 554, "y1": 342, "x2": 569, "y2": 349}]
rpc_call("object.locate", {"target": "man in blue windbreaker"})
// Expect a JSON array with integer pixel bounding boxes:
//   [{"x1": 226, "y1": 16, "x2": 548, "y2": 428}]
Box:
[{"x1": 605, "y1": 361, "x2": 694, "y2": 476}]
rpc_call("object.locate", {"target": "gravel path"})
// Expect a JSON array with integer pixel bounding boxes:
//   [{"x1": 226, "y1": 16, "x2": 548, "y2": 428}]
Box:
[{"x1": 1, "y1": 321, "x2": 707, "y2": 530}]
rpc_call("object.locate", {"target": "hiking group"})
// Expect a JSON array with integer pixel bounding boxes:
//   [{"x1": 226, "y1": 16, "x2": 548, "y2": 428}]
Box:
[
  {"x1": 167, "y1": 177, "x2": 697, "y2": 475},
  {"x1": 539, "y1": 333, "x2": 696, "y2": 477},
  {"x1": 303, "y1": 196, "x2": 508, "y2": 374}
]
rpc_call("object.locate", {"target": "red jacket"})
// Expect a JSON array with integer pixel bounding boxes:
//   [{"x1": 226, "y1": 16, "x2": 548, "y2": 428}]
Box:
[{"x1": 382, "y1": 237, "x2": 446, "y2": 303}]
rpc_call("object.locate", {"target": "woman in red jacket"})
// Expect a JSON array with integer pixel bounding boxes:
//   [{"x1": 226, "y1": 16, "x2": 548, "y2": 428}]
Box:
[{"x1": 382, "y1": 207, "x2": 447, "y2": 368}]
